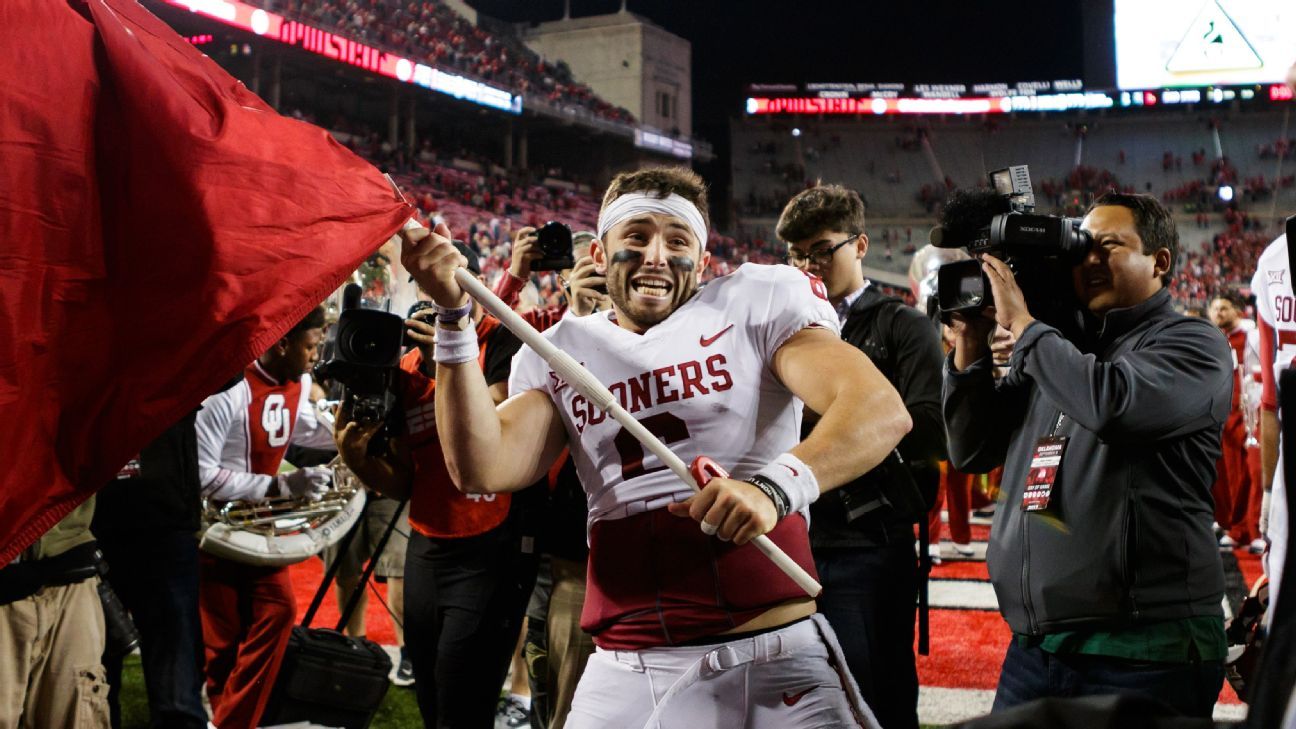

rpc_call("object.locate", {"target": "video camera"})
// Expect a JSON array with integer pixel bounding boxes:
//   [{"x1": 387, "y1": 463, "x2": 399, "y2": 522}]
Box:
[
  {"x1": 929, "y1": 165, "x2": 1092, "y2": 330},
  {"x1": 313, "y1": 284, "x2": 404, "y2": 449}
]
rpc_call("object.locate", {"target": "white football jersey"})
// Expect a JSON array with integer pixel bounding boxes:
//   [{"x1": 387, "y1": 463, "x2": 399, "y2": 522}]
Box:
[
  {"x1": 1251, "y1": 233, "x2": 1291, "y2": 617},
  {"x1": 509, "y1": 264, "x2": 838, "y2": 526}
]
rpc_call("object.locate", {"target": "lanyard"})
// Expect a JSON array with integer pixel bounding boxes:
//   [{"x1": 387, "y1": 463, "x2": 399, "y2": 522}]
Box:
[{"x1": 1050, "y1": 412, "x2": 1066, "y2": 437}]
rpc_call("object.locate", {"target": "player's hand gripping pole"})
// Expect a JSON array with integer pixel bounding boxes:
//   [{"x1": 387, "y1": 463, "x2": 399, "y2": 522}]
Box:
[{"x1": 451, "y1": 267, "x2": 822, "y2": 598}]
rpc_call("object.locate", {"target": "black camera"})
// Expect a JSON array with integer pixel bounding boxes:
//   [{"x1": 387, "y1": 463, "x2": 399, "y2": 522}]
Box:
[
  {"x1": 531, "y1": 221, "x2": 575, "y2": 272},
  {"x1": 930, "y1": 165, "x2": 1092, "y2": 327},
  {"x1": 313, "y1": 285, "x2": 404, "y2": 445}
]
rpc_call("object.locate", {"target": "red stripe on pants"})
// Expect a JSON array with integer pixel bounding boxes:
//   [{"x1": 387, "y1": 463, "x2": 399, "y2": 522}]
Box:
[
  {"x1": 930, "y1": 463, "x2": 973, "y2": 545},
  {"x1": 199, "y1": 553, "x2": 296, "y2": 729},
  {"x1": 1213, "y1": 412, "x2": 1247, "y2": 535}
]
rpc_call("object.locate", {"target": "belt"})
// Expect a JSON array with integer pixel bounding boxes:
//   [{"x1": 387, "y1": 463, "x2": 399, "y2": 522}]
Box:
[
  {"x1": 597, "y1": 493, "x2": 690, "y2": 521},
  {"x1": 0, "y1": 541, "x2": 99, "y2": 606}
]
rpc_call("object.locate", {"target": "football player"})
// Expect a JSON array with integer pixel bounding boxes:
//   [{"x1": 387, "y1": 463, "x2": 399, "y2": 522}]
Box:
[{"x1": 402, "y1": 167, "x2": 910, "y2": 728}]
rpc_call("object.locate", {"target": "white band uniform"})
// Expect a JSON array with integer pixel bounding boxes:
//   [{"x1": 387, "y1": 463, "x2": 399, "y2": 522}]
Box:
[{"x1": 596, "y1": 192, "x2": 709, "y2": 250}]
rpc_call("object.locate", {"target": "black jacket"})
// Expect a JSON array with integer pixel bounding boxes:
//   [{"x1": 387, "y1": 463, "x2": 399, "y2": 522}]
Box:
[
  {"x1": 809, "y1": 285, "x2": 946, "y2": 548},
  {"x1": 93, "y1": 410, "x2": 201, "y2": 533},
  {"x1": 944, "y1": 288, "x2": 1230, "y2": 634}
]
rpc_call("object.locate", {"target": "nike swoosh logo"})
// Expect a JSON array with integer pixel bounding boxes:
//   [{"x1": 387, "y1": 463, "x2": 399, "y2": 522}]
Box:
[
  {"x1": 781, "y1": 464, "x2": 799, "y2": 477},
  {"x1": 699, "y1": 324, "x2": 734, "y2": 347},
  {"x1": 782, "y1": 686, "x2": 815, "y2": 706}
]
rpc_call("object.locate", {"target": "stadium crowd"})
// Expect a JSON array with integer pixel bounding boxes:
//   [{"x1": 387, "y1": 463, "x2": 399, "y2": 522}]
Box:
[{"x1": 265, "y1": 0, "x2": 634, "y2": 124}]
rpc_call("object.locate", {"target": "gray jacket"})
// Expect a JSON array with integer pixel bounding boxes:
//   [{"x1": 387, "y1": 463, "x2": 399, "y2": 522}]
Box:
[{"x1": 943, "y1": 288, "x2": 1230, "y2": 635}]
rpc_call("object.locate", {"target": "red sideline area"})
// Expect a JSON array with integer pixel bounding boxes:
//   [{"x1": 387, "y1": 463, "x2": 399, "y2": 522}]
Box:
[
  {"x1": 288, "y1": 540, "x2": 1264, "y2": 707},
  {"x1": 916, "y1": 548, "x2": 1264, "y2": 707},
  {"x1": 290, "y1": 559, "x2": 398, "y2": 646}
]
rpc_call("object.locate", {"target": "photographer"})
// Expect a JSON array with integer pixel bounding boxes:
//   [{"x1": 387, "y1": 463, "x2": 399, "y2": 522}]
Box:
[
  {"x1": 495, "y1": 226, "x2": 605, "y2": 729},
  {"x1": 944, "y1": 192, "x2": 1231, "y2": 717},
  {"x1": 494, "y1": 226, "x2": 608, "y2": 320},
  {"x1": 334, "y1": 235, "x2": 547, "y2": 728}
]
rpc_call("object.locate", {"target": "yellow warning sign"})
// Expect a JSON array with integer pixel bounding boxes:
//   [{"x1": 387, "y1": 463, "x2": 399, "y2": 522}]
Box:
[{"x1": 1166, "y1": 0, "x2": 1264, "y2": 74}]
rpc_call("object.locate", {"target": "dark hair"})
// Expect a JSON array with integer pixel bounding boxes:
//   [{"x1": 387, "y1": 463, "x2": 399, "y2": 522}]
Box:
[
  {"x1": 601, "y1": 166, "x2": 710, "y2": 233},
  {"x1": 1209, "y1": 290, "x2": 1244, "y2": 310},
  {"x1": 1087, "y1": 192, "x2": 1178, "y2": 286},
  {"x1": 775, "y1": 184, "x2": 866, "y2": 243},
  {"x1": 286, "y1": 305, "x2": 326, "y2": 340}
]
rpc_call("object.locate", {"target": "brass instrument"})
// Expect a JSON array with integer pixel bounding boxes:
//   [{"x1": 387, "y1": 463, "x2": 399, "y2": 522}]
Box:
[{"x1": 199, "y1": 457, "x2": 366, "y2": 566}]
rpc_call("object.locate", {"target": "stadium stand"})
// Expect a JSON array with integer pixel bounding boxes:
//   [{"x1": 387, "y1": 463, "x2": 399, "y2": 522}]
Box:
[
  {"x1": 263, "y1": 0, "x2": 634, "y2": 124},
  {"x1": 732, "y1": 110, "x2": 1296, "y2": 304}
]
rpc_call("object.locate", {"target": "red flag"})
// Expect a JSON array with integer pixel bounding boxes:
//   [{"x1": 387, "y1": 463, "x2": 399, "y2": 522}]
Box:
[{"x1": 0, "y1": 0, "x2": 413, "y2": 562}]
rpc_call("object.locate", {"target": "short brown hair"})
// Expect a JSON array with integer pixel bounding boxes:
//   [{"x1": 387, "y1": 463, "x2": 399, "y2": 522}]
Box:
[
  {"x1": 775, "y1": 185, "x2": 866, "y2": 243},
  {"x1": 1087, "y1": 192, "x2": 1178, "y2": 286},
  {"x1": 600, "y1": 166, "x2": 710, "y2": 232}
]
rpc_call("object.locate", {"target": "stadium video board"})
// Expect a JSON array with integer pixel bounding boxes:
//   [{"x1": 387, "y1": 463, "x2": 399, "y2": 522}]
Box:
[
  {"x1": 1115, "y1": 0, "x2": 1296, "y2": 90},
  {"x1": 159, "y1": 0, "x2": 522, "y2": 114}
]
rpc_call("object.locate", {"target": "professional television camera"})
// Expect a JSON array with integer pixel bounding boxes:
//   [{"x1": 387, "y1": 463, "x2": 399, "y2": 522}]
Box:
[
  {"x1": 313, "y1": 283, "x2": 404, "y2": 450},
  {"x1": 929, "y1": 165, "x2": 1092, "y2": 333}
]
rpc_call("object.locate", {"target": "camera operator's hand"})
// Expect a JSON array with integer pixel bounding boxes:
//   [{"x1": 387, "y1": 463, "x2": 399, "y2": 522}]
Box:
[
  {"x1": 335, "y1": 410, "x2": 383, "y2": 472},
  {"x1": 276, "y1": 466, "x2": 332, "y2": 502},
  {"x1": 400, "y1": 221, "x2": 468, "y2": 308},
  {"x1": 981, "y1": 254, "x2": 1035, "y2": 338},
  {"x1": 509, "y1": 226, "x2": 542, "y2": 279},
  {"x1": 949, "y1": 310, "x2": 996, "y2": 372},
  {"x1": 404, "y1": 310, "x2": 438, "y2": 365},
  {"x1": 565, "y1": 255, "x2": 609, "y2": 316}
]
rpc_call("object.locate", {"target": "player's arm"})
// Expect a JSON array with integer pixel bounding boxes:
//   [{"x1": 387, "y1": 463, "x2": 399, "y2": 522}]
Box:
[
  {"x1": 437, "y1": 375, "x2": 567, "y2": 493},
  {"x1": 773, "y1": 327, "x2": 912, "y2": 490},
  {"x1": 402, "y1": 222, "x2": 568, "y2": 493},
  {"x1": 669, "y1": 326, "x2": 911, "y2": 546}
]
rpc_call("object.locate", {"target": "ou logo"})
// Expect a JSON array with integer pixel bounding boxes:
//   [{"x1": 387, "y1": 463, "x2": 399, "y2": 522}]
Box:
[{"x1": 262, "y1": 394, "x2": 291, "y2": 447}]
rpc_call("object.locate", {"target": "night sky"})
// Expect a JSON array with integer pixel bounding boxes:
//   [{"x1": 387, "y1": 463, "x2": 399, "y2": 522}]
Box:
[{"x1": 467, "y1": 1, "x2": 1089, "y2": 137}]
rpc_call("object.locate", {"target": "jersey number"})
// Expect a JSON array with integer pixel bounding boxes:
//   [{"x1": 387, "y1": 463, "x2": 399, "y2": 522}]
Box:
[
  {"x1": 613, "y1": 412, "x2": 690, "y2": 481},
  {"x1": 261, "y1": 394, "x2": 291, "y2": 448}
]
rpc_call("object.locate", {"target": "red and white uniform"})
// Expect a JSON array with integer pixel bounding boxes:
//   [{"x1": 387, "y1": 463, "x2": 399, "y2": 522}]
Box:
[
  {"x1": 194, "y1": 362, "x2": 334, "y2": 729},
  {"x1": 1252, "y1": 233, "x2": 1292, "y2": 611},
  {"x1": 510, "y1": 264, "x2": 879, "y2": 728},
  {"x1": 195, "y1": 362, "x2": 334, "y2": 502},
  {"x1": 511, "y1": 264, "x2": 834, "y2": 530}
]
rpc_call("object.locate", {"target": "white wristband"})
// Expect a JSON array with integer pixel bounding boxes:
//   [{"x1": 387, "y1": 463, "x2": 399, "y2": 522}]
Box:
[
  {"x1": 753, "y1": 453, "x2": 819, "y2": 515},
  {"x1": 433, "y1": 326, "x2": 479, "y2": 364}
]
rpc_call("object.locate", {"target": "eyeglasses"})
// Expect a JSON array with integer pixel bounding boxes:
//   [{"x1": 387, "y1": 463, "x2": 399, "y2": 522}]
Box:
[{"x1": 784, "y1": 234, "x2": 857, "y2": 268}]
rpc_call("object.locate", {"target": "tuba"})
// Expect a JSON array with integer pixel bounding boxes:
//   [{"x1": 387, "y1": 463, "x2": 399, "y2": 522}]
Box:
[{"x1": 199, "y1": 456, "x2": 366, "y2": 567}]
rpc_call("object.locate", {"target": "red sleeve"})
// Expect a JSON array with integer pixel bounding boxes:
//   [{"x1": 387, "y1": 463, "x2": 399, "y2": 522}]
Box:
[
  {"x1": 523, "y1": 304, "x2": 567, "y2": 333},
  {"x1": 492, "y1": 271, "x2": 526, "y2": 309},
  {"x1": 1260, "y1": 316, "x2": 1278, "y2": 412}
]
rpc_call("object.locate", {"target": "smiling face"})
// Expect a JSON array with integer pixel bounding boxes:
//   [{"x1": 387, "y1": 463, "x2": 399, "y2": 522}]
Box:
[
  {"x1": 1074, "y1": 205, "x2": 1169, "y2": 316},
  {"x1": 592, "y1": 212, "x2": 710, "y2": 333}
]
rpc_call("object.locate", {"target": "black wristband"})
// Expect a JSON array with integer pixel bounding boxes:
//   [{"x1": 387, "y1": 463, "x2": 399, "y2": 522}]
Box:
[{"x1": 746, "y1": 475, "x2": 791, "y2": 520}]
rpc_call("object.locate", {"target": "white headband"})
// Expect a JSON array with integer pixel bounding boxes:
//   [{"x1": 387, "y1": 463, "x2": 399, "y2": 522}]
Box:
[{"x1": 596, "y1": 192, "x2": 709, "y2": 250}]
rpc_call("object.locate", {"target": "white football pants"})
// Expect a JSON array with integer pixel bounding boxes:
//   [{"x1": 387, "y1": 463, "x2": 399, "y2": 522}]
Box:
[{"x1": 563, "y1": 613, "x2": 880, "y2": 729}]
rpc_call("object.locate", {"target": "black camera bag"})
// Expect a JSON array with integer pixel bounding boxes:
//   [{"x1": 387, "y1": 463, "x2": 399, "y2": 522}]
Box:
[{"x1": 261, "y1": 495, "x2": 407, "y2": 729}]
